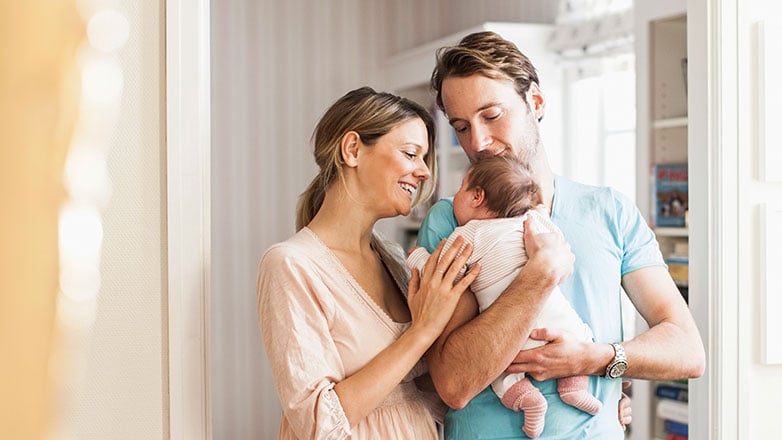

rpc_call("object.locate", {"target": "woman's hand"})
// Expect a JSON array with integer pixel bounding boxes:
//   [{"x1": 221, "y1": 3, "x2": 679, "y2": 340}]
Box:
[{"x1": 407, "y1": 237, "x2": 480, "y2": 342}]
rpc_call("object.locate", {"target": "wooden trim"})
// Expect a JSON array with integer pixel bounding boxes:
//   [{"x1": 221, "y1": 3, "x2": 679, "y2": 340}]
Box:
[{"x1": 166, "y1": 0, "x2": 212, "y2": 438}]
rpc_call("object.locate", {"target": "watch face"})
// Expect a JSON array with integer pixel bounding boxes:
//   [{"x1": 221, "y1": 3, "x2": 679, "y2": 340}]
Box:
[{"x1": 610, "y1": 362, "x2": 628, "y2": 378}]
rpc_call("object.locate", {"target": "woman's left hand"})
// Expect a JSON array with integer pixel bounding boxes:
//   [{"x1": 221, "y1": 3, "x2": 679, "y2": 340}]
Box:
[{"x1": 406, "y1": 236, "x2": 480, "y2": 342}]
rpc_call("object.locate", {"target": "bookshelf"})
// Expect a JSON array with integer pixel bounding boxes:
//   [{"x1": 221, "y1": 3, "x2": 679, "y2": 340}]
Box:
[{"x1": 634, "y1": 2, "x2": 689, "y2": 439}]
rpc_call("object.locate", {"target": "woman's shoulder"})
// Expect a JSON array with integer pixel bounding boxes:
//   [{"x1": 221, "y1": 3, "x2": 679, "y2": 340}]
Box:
[{"x1": 260, "y1": 229, "x2": 324, "y2": 271}]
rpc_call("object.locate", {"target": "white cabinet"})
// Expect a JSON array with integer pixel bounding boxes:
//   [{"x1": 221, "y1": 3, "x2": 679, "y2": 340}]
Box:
[{"x1": 373, "y1": 22, "x2": 561, "y2": 249}]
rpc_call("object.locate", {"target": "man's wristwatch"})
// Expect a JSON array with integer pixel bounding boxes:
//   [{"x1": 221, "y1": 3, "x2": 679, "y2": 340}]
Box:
[{"x1": 605, "y1": 342, "x2": 628, "y2": 379}]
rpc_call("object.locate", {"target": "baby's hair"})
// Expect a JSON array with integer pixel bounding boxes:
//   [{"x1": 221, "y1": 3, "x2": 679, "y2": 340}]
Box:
[{"x1": 466, "y1": 155, "x2": 539, "y2": 218}]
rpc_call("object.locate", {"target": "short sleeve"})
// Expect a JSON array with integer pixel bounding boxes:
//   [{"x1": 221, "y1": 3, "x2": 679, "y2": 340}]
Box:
[
  {"x1": 257, "y1": 245, "x2": 352, "y2": 440},
  {"x1": 613, "y1": 190, "x2": 666, "y2": 275},
  {"x1": 417, "y1": 199, "x2": 458, "y2": 253}
]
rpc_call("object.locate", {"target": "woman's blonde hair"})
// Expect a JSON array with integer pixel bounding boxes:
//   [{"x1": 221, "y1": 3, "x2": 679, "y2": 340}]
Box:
[{"x1": 296, "y1": 86, "x2": 437, "y2": 231}]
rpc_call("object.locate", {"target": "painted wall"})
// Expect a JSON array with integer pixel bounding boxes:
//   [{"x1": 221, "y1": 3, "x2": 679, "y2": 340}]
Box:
[
  {"x1": 209, "y1": 1, "x2": 557, "y2": 437},
  {"x1": 58, "y1": 2, "x2": 168, "y2": 439},
  {"x1": 737, "y1": 1, "x2": 782, "y2": 438}
]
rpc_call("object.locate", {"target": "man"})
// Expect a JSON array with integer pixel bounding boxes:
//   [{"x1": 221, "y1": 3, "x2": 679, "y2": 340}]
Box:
[{"x1": 417, "y1": 31, "x2": 705, "y2": 439}]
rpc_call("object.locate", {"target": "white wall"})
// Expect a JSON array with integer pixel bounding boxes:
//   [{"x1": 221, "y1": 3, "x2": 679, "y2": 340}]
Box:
[
  {"x1": 210, "y1": 2, "x2": 381, "y2": 437},
  {"x1": 736, "y1": 1, "x2": 782, "y2": 438},
  {"x1": 59, "y1": 1, "x2": 168, "y2": 439},
  {"x1": 378, "y1": 0, "x2": 557, "y2": 55},
  {"x1": 689, "y1": 0, "x2": 782, "y2": 438},
  {"x1": 209, "y1": 1, "x2": 557, "y2": 437}
]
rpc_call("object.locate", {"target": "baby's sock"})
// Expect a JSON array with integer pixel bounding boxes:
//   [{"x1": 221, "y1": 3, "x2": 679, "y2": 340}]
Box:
[
  {"x1": 500, "y1": 378, "x2": 547, "y2": 438},
  {"x1": 557, "y1": 375, "x2": 602, "y2": 415}
]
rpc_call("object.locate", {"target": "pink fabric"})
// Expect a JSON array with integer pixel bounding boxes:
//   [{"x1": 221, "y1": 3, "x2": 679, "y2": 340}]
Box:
[
  {"x1": 407, "y1": 208, "x2": 556, "y2": 294},
  {"x1": 258, "y1": 228, "x2": 440, "y2": 440},
  {"x1": 558, "y1": 375, "x2": 602, "y2": 415},
  {"x1": 501, "y1": 378, "x2": 547, "y2": 438}
]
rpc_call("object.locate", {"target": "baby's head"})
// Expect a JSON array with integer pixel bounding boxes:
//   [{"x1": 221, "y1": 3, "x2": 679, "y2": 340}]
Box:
[{"x1": 452, "y1": 155, "x2": 540, "y2": 226}]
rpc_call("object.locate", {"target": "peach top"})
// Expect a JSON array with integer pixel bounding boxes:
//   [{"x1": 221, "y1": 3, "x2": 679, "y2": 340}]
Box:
[{"x1": 257, "y1": 228, "x2": 442, "y2": 440}]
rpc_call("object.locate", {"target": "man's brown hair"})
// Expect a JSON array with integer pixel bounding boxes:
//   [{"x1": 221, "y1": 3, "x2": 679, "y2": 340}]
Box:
[{"x1": 431, "y1": 31, "x2": 540, "y2": 112}]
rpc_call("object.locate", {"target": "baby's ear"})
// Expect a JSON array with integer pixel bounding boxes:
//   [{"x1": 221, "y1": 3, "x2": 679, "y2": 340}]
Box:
[{"x1": 472, "y1": 187, "x2": 486, "y2": 207}]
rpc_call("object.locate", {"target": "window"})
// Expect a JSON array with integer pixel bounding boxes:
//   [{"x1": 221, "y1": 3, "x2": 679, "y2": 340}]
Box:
[{"x1": 562, "y1": 53, "x2": 636, "y2": 202}]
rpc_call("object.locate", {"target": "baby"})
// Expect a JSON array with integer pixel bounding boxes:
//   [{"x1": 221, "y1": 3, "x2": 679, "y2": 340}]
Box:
[{"x1": 407, "y1": 155, "x2": 601, "y2": 438}]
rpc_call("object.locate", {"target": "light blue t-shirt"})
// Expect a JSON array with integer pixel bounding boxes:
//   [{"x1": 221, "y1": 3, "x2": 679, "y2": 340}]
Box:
[{"x1": 417, "y1": 175, "x2": 665, "y2": 440}]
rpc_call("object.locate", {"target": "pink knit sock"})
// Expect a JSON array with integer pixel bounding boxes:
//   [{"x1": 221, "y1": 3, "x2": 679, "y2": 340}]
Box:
[
  {"x1": 500, "y1": 377, "x2": 547, "y2": 438},
  {"x1": 557, "y1": 375, "x2": 602, "y2": 415}
]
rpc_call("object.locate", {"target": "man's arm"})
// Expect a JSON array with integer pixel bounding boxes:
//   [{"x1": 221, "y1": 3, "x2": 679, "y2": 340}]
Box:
[
  {"x1": 426, "y1": 218, "x2": 575, "y2": 409},
  {"x1": 507, "y1": 266, "x2": 705, "y2": 381},
  {"x1": 618, "y1": 266, "x2": 705, "y2": 379}
]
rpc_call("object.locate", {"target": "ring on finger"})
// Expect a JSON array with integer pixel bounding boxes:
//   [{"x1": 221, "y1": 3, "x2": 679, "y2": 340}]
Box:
[{"x1": 435, "y1": 269, "x2": 446, "y2": 274}]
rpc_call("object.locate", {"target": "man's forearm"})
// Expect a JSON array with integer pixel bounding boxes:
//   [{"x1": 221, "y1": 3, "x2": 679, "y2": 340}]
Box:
[
  {"x1": 621, "y1": 319, "x2": 705, "y2": 380},
  {"x1": 617, "y1": 267, "x2": 706, "y2": 380},
  {"x1": 428, "y1": 270, "x2": 555, "y2": 409}
]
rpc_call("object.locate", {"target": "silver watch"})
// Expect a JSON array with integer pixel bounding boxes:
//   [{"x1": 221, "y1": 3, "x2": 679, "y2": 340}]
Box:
[{"x1": 605, "y1": 343, "x2": 628, "y2": 379}]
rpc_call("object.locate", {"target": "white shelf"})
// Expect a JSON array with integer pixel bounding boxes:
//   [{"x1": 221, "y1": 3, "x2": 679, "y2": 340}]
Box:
[
  {"x1": 654, "y1": 227, "x2": 689, "y2": 237},
  {"x1": 653, "y1": 117, "x2": 688, "y2": 129}
]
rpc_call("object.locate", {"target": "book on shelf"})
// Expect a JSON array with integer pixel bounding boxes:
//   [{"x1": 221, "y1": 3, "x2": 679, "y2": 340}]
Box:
[
  {"x1": 652, "y1": 164, "x2": 688, "y2": 228},
  {"x1": 665, "y1": 255, "x2": 689, "y2": 287},
  {"x1": 663, "y1": 419, "x2": 689, "y2": 437},
  {"x1": 665, "y1": 239, "x2": 689, "y2": 300},
  {"x1": 655, "y1": 383, "x2": 689, "y2": 402},
  {"x1": 666, "y1": 433, "x2": 688, "y2": 440},
  {"x1": 656, "y1": 398, "x2": 688, "y2": 424}
]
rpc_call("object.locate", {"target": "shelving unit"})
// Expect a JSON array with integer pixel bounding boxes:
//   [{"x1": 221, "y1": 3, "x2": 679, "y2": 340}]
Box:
[{"x1": 633, "y1": 2, "x2": 689, "y2": 439}]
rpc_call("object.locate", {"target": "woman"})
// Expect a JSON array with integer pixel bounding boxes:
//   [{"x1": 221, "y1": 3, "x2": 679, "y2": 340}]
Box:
[{"x1": 257, "y1": 87, "x2": 481, "y2": 439}]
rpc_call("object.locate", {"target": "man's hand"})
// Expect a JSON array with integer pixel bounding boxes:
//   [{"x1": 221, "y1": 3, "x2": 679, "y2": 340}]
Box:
[
  {"x1": 522, "y1": 216, "x2": 574, "y2": 288},
  {"x1": 505, "y1": 328, "x2": 594, "y2": 381}
]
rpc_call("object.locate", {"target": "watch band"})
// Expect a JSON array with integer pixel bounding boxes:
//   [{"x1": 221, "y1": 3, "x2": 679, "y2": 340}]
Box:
[{"x1": 605, "y1": 342, "x2": 628, "y2": 379}]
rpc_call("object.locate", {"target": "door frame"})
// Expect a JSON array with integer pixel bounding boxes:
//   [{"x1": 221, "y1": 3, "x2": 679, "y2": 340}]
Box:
[
  {"x1": 166, "y1": 0, "x2": 212, "y2": 438},
  {"x1": 688, "y1": 0, "x2": 740, "y2": 438}
]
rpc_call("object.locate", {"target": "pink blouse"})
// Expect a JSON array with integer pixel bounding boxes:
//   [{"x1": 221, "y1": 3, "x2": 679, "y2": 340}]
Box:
[{"x1": 257, "y1": 228, "x2": 442, "y2": 439}]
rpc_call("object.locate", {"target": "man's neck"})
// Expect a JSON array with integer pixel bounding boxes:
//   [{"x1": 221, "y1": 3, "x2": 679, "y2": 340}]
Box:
[{"x1": 532, "y1": 161, "x2": 555, "y2": 215}]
